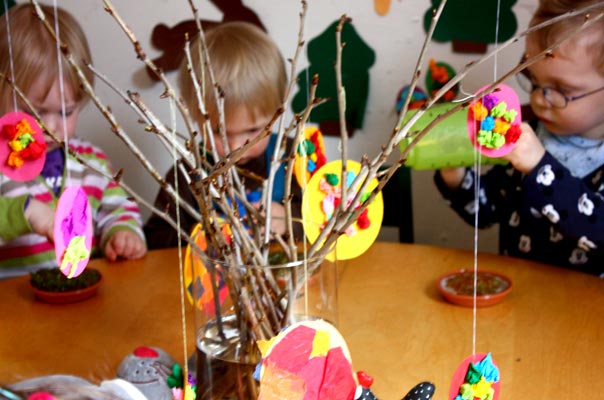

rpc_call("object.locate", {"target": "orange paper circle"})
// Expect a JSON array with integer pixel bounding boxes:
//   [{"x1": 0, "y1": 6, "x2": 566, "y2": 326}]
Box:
[
  {"x1": 294, "y1": 126, "x2": 327, "y2": 189},
  {"x1": 302, "y1": 160, "x2": 383, "y2": 261}
]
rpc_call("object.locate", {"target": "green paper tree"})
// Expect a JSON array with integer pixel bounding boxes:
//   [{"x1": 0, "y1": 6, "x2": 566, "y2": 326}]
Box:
[
  {"x1": 292, "y1": 20, "x2": 375, "y2": 137},
  {"x1": 423, "y1": 0, "x2": 517, "y2": 53}
]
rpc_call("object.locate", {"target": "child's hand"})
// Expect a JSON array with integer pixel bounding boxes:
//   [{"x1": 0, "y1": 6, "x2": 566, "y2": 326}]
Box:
[
  {"x1": 269, "y1": 201, "x2": 287, "y2": 235},
  {"x1": 503, "y1": 122, "x2": 545, "y2": 174},
  {"x1": 439, "y1": 167, "x2": 466, "y2": 190},
  {"x1": 104, "y1": 230, "x2": 147, "y2": 262},
  {"x1": 24, "y1": 198, "x2": 55, "y2": 242}
]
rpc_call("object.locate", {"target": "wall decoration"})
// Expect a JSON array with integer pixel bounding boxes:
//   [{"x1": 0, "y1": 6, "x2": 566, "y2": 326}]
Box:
[
  {"x1": 423, "y1": 0, "x2": 517, "y2": 54},
  {"x1": 146, "y1": 0, "x2": 265, "y2": 80},
  {"x1": 374, "y1": 0, "x2": 391, "y2": 16},
  {"x1": 292, "y1": 20, "x2": 375, "y2": 137}
]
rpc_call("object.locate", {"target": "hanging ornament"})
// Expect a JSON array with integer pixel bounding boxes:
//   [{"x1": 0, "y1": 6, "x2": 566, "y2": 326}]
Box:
[
  {"x1": 302, "y1": 160, "x2": 384, "y2": 261},
  {"x1": 256, "y1": 320, "x2": 357, "y2": 400},
  {"x1": 54, "y1": 186, "x2": 93, "y2": 278},
  {"x1": 467, "y1": 84, "x2": 522, "y2": 157},
  {"x1": 0, "y1": 111, "x2": 46, "y2": 181},
  {"x1": 294, "y1": 126, "x2": 327, "y2": 189},
  {"x1": 449, "y1": 353, "x2": 501, "y2": 400},
  {"x1": 183, "y1": 222, "x2": 230, "y2": 315}
]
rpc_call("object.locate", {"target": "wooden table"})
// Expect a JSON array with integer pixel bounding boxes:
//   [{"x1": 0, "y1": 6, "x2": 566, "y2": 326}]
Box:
[{"x1": 1, "y1": 243, "x2": 603, "y2": 399}]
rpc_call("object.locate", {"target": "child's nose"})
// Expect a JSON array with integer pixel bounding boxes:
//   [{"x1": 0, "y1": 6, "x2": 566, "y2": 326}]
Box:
[
  {"x1": 42, "y1": 114, "x2": 61, "y2": 135},
  {"x1": 531, "y1": 89, "x2": 550, "y2": 108}
]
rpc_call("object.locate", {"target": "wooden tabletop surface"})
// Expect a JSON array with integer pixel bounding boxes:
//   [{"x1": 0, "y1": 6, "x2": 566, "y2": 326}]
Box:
[{"x1": 1, "y1": 242, "x2": 603, "y2": 399}]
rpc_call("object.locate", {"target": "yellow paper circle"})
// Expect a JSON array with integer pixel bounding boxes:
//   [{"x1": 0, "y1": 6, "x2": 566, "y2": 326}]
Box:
[{"x1": 302, "y1": 160, "x2": 384, "y2": 260}]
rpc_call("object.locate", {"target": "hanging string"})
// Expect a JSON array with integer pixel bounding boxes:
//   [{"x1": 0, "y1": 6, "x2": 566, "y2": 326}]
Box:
[
  {"x1": 471, "y1": 0, "x2": 503, "y2": 358},
  {"x1": 3, "y1": 0, "x2": 17, "y2": 111},
  {"x1": 51, "y1": 0, "x2": 71, "y2": 184},
  {"x1": 170, "y1": 95, "x2": 190, "y2": 384},
  {"x1": 493, "y1": 0, "x2": 502, "y2": 81}
]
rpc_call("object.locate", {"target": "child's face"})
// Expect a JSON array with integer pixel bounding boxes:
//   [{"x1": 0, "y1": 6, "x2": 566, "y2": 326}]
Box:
[
  {"x1": 210, "y1": 106, "x2": 272, "y2": 165},
  {"x1": 24, "y1": 76, "x2": 80, "y2": 152},
  {"x1": 525, "y1": 34, "x2": 604, "y2": 140}
]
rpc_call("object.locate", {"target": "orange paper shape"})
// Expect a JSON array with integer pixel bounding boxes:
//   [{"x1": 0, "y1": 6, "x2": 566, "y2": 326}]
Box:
[
  {"x1": 183, "y1": 223, "x2": 230, "y2": 315},
  {"x1": 294, "y1": 127, "x2": 327, "y2": 189}
]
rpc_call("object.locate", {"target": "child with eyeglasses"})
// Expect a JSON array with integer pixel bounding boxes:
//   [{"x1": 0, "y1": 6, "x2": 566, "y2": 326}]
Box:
[{"x1": 434, "y1": 0, "x2": 604, "y2": 276}]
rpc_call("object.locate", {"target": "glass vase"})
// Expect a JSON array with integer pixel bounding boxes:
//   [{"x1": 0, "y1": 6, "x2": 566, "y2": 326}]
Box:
[{"x1": 187, "y1": 238, "x2": 338, "y2": 400}]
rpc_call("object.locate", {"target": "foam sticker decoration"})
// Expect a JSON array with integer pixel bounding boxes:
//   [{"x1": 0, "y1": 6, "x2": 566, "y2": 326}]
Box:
[
  {"x1": 183, "y1": 222, "x2": 230, "y2": 316},
  {"x1": 257, "y1": 319, "x2": 357, "y2": 400},
  {"x1": 294, "y1": 127, "x2": 327, "y2": 189},
  {"x1": 54, "y1": 186, "x2": 92, "y2": 278},
  {"x1": 302, "y1": 160, "x2": 384, "y2": 261},
  {"x1": 449, "y1": 353, "x2": 500, "y2": 400},
  {"x1": 0, "y1": 112, "x2": 46, "y2": 181},
  {"x1": 396, "y1": 85, "x2": 428, "y2": 113},
  {"x1": 425, "y1": 59, "x2": 458, "y2": 102},
  {"x1": 467, "y1": 84, "x2": 522, "y2": 158}
]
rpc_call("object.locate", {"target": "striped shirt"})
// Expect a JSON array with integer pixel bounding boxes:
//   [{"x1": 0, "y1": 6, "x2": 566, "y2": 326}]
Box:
[{"x1": 0, "y1": 138, "x2": 145, "y2": 278}]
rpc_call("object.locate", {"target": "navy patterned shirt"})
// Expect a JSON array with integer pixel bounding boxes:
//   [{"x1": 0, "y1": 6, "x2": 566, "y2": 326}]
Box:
[{"x1": 435, "y1": 152, "x2": 604, "y2": 277}]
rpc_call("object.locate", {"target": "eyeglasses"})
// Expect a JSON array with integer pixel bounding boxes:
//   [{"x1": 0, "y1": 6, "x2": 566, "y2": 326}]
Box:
[{"x1": 516, "y1": 71, "x2": 604, "y2": 109}]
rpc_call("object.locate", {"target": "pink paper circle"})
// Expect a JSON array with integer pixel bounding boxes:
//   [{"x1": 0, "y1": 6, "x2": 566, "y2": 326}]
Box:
[
  {"x1": 467, "y1": 84, "x2": 522, "y2": 158},
  {"x1": 54, "y1": 186, "x2": 93, "y2": 278},
  {"x1": 449, "y1": 352, "x2": 501, "y2": 400},
  {"x1": 0, "y1": 112, "x2": 46, "y2": 181}
]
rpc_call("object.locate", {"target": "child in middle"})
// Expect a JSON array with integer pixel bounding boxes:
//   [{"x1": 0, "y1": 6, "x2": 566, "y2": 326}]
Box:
[{"x1": 144, "y1": 21, "x2": 302, "y2": 249}]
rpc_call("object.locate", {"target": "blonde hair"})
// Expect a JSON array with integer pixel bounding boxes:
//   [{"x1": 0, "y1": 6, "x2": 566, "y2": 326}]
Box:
[
  {"x1": 529, "y1": 0, "x2": 604, "y2": 73},
  {"x1": 179, "y1": 21, "x2": 286, "y2": 125},
  {"x1": 0, "y1": 4, "x2": 93, "y2": 114}
]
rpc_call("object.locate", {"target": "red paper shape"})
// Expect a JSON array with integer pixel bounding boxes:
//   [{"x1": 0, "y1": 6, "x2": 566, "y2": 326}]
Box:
[
  {"x1": 449, "y1": 352, "x2": 500, "y2": 400},
  {"x1": 259, "y1": 321, "x2": 356, "y2": 400},
  {"x1": 467, "y1": 84, "x2": 522, "y2": 158},
  {"x1": 0, "y1": 112, "x2": 46, "y2": 181},
  {"x1": 54, "y1": 186, "x2": 93, "y2": 278}
]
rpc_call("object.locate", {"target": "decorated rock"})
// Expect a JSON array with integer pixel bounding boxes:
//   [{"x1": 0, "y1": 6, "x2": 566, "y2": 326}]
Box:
[{"x1": 116, "y1": 346, "x2": 178, "y2": 400}]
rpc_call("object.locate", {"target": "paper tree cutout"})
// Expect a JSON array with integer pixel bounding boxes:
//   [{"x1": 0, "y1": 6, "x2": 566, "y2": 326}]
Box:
[
  {"x1": 449, "y1": 353, "x2": 500, "y2": 400},
  {"x1": 257, "y1": 320, "x2": 357, "y2": 400},
  {"x1": 467, "y1": 84, "x2": 522, "y2": 158},
  {"x1": 302, "y1": 160, "x2": 384, "y2": 261},
  {"x1": 183, "y1": 223, "x2": 230, "y2": 316},
  {"x1": 54, "y1": 186, "x2": 93, "y2": 278},
  {"x1": 0, "y1": 112, "x2": 46, "y2": 181},
  {"x1": 292, "y1": 20, "x2": 375, "y2": 137},
  {"x1": 423, "y1": 0, "x2": 518, "y2": 54},
  {"x1": 146, "y1": 0, "x2": 265, "y2": 80}
]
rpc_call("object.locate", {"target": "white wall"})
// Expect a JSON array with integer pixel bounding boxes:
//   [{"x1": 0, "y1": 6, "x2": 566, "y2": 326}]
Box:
[{"x1": 32, "y1": 0, "x2": 537, "y2": 253}]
